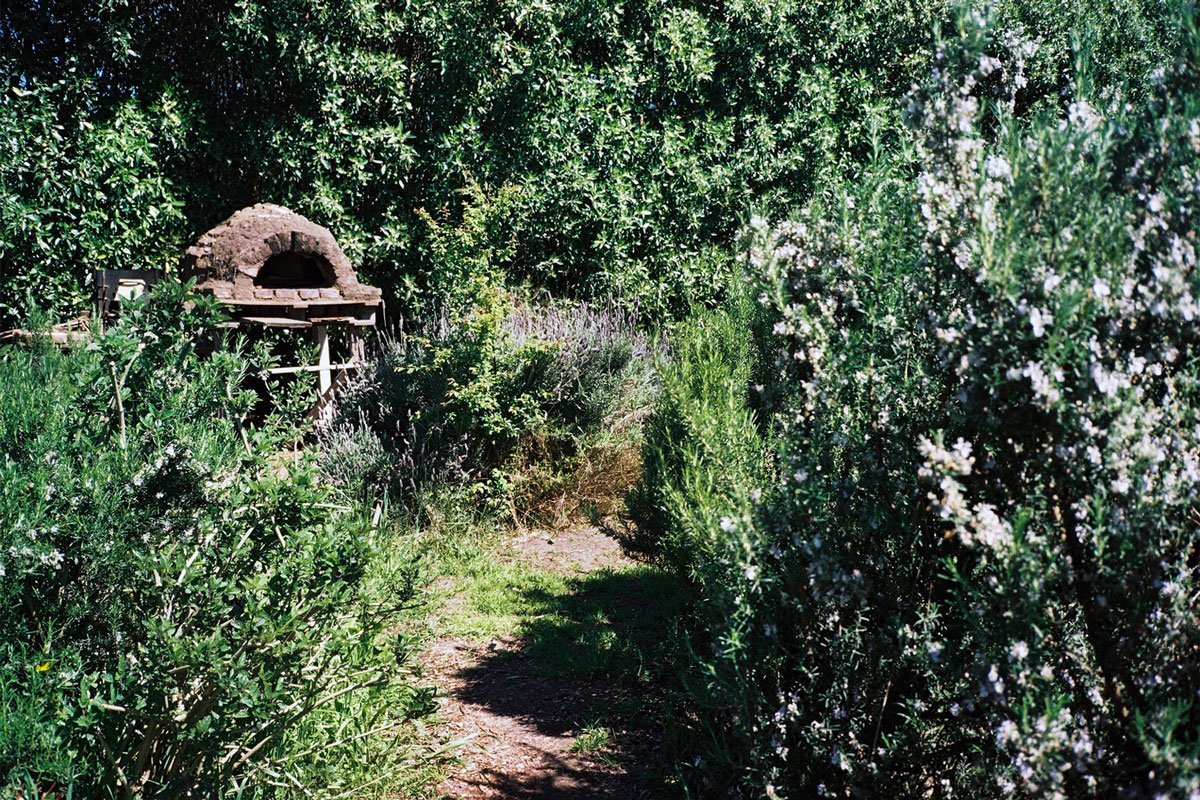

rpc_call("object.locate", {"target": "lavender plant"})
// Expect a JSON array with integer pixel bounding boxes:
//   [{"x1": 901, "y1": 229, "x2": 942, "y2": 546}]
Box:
[{"x1": 322, "y1": 289, "x2": 656, "y2": 519}]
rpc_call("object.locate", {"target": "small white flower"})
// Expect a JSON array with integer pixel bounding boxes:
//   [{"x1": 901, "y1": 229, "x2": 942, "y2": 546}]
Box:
[
  {"x1": 1030, "y1": 307, "x2": 1047, "y2": 337},
  {"x1": 1068, "y1": 100, "x2": 1102, "y2": 131},
  {"x1": 985, "y1": 154, "x2": 1012, "y2": 179},
  {"x1": 1091, "y1": 364, "x2": 1121, "y2": 397}
]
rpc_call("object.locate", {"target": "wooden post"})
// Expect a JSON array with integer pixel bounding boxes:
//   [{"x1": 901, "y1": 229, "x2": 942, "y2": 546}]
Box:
[
  {"x1": 314, "y1": 324, "x2": 331, "y2": 397},
  {"x1": 349, "y1": 330, "x2": 365, "y2": 365}
]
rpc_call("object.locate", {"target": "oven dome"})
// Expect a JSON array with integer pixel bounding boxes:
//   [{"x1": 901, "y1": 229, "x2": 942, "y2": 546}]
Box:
[{"x1": 181, "y1": 203, "x2": 381, "y2": 306}]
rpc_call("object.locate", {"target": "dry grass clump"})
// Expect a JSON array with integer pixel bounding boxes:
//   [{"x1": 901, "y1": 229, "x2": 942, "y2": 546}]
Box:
[{"x1": 511, "y1": 433, "x2": 645, "y2": 530}]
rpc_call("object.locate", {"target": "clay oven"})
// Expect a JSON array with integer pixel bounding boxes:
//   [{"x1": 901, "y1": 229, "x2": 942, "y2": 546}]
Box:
[
  {"x1": 183, "y1": 203, "x2": 381, "y2": 320},
  {"x1": 183, "y1": 203, "x2": 381, "y2": 401}
]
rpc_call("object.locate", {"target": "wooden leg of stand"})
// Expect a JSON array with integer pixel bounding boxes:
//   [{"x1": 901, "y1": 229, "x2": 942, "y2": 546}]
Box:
[{"x1": 314, "y1": 325, "x2": 331, "y2": 397}]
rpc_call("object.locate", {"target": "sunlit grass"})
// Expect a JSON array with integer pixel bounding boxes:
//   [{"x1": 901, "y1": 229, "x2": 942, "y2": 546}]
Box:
[{"x1": 570, "y1": 723, "x2": 612, "y2": 755}]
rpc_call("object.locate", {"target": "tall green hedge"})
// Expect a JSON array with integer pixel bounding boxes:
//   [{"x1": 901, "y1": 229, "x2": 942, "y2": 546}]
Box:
[{"x1": 1, "y1": 0, "x2": 1181, "y2": 326}]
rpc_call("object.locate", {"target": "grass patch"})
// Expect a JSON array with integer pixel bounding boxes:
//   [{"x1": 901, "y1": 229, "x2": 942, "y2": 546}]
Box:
[
  {"x1": 404, "y1": 519, "x2": 574, "y2": 642},
  {"x1": 570, "y1": 723, "x2": 612, "y2": 755},
  {"x1": 409, "y1": 522, "x2": 689, "y2": 684}
]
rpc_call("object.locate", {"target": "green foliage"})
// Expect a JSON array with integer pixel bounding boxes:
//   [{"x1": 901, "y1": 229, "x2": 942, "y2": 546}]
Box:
[
  {"x1": 570, "y1": 724, "x2": 612, "y2": 755},
  {"x1": 0, "y1": 284, "x2": 425, "y2": 797},
  {"x1": 415, "y1": 183, "x2": 521, "y2": 315},
  {"x1": 0, "y1": 79, "x2": 186, "y2": 323},
  {"x1": 641, "y1": 8, "x2": 1200, "y2": 797},
  {"x1": 323, "y1": 257, "x2": 654, "y2": 516},
  {"x1": 624, "y1": 305, "x2": 766, "y2": 584},
  {"x1": 3, "y1": 0, "x2": 1180, "y2": 326}
]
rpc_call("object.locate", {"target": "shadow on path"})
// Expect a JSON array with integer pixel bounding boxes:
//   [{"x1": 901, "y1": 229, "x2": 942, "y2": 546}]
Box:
[{"x1": 430, "y1": 536, "x2": 689, "y2": 800}]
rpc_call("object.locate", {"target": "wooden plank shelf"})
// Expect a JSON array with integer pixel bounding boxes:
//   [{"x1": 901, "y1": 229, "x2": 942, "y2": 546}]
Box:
[
  {"x1": 263, "y1": 362, "x2": 367, "y2": 376},
  {"x1": 217, "y1": 315, "x2": 375, "y2": 329},
  {"x1": 237, "y1": 316, "x2": 313, "y2": 328},
  {"x1": 307, "y1": 315, "x2": 376, "y2": 326}
]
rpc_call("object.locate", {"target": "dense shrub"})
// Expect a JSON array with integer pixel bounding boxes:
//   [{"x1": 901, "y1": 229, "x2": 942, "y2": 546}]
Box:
[
  {"x1": 321, "y1": 279, "x2": 655, "y2": 521},
  {"x1": 1, "y1": 0, "x2": 1182, "y2": 325},
  {"x1": 0, "y1": 285, "x2": 425, "y2": 797},
  {"x1": 637, "y1": 8, "x2": 1200, "y2": 798},
  {"x1": 0, "y1": 80, "x2": 186, "y2": 323},
  {"x1": 624, "y1": 305, "x2": 766, "y2": 583}
]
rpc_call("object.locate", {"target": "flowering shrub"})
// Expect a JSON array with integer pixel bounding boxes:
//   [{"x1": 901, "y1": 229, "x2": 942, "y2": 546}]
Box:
[
  {"x1": 0, "y1": 285, "x2": 425, "y2": 797},
  {"x1": 640, "y1": 9, "x2": 1200, "y2": 797},
  {"x1": 893, "y1": 13, "x2": 1200, "y2": 793}
]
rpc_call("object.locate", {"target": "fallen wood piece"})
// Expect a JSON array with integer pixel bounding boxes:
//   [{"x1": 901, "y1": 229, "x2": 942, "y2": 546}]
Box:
[
  {"x1": 0, "y1": 323, "x2": 92, "y2": 347},
  {"x1": 236, "y1": 316, "x2": 313, "y2": 328}
]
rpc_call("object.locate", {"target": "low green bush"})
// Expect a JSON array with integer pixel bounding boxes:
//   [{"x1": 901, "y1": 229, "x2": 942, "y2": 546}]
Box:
[
  {"x1": 624, "y1": 305, "x2": 766, "y2": 584},
  {"x1": 324, "y1": 286, "x2": 655, "y2": 520},
  {"x1": 0, "y1": 284, "x2": 426, "y2": 797}
]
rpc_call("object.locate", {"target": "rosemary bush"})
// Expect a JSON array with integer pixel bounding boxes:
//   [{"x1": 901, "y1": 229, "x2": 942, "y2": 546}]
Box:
[
  {"x1": 624, "y1": 306, "x2": 766, "y2": 584},
  {"x1": 637, "y1": 8, "x2": 1200, "y2": 797}
]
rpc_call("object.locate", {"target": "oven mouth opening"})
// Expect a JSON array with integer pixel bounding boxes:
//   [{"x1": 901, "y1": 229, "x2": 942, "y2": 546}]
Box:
[{"x1": 255, "y1": 251, "x2": 336, "y2": 289}]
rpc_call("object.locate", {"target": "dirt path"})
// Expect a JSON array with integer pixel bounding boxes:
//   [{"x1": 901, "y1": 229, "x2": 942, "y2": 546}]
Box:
[{"x1": 422, "y1": 527, "x2": 680, "y2": 799}]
